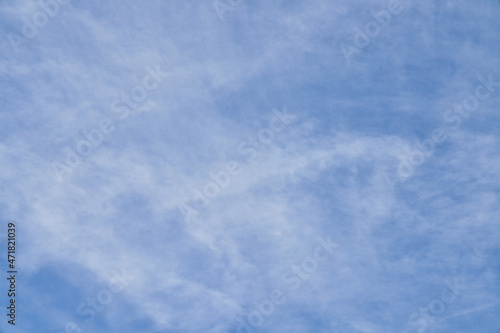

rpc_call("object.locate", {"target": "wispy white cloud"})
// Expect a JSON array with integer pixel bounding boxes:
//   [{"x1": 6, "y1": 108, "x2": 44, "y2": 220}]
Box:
[{"x1": 1, "y1": 0, "x2": 499, "y2": 332}]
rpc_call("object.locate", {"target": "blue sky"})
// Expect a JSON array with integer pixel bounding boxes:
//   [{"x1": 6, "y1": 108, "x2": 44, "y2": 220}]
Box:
[{"x1": 1, "y1": 0, "x2": 500, "y2": 332}]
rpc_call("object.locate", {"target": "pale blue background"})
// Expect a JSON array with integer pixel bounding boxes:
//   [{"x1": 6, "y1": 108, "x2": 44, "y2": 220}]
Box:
[{"x1": 0, "y1": 0, "x2": 499, "y2": 332}]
